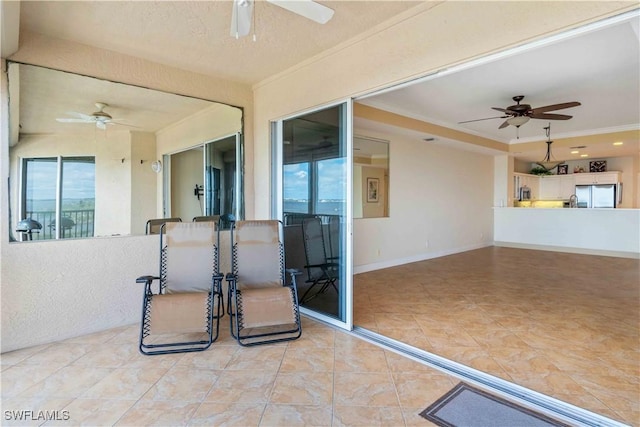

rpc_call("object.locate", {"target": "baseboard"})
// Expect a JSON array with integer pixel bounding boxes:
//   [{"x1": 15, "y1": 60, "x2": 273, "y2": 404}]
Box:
[
  {"x1": 494, "y1": 241, "x2": 640, "y2": 259},
  {"x1": 353, "y1": 242, "x2": 492, "y2": 275}
]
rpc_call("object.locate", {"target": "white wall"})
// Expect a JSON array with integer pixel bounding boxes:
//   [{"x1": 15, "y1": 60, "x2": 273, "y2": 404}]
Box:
[{"x1": 353, "y1": 129, "x2": 494, "y2": 273}]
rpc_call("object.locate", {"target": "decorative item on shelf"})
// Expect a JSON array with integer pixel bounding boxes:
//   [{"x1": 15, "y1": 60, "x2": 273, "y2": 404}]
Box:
[
  {"x1": 589, "y1": 160, "x2": 606, "y2": 173},
  {"x1": 536, "y1": 123, "x2": 564, "y2": 171},
  {"x1": 530, "y1": 166, "x2": 552, "y2": 175},
  {"x1": 557, "y1": 164, "x2": 568, "y2": 175}
]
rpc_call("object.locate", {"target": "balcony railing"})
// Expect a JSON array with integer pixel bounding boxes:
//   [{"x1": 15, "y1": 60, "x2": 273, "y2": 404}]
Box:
[{"x1": 19, "y1": 209, "x2": 95, "y2": 240}]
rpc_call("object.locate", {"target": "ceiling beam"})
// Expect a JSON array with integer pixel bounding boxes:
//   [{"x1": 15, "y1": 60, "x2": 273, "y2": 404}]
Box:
[{"x1": 354, "y1": 103, "x2": 508, "y2": 153}]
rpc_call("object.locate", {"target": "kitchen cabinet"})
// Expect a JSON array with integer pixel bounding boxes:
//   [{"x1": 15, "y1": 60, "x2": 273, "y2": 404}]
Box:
[
  {"x1": 574, "y1": 172, "x2": 621, "y2": 185},
  {"x1": 560, "y1": 175, "x2": 575, "y2": 198},
  {"x1": 539, "y1": 176, "x2": 561, "y2": 199},
  {"x1": 540, "y1": 175, "x2": 577, "y2": 199}
]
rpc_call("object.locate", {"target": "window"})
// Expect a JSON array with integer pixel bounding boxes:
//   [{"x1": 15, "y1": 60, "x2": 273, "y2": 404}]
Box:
[{"x1": 20, "y1": 157, "x2": 95, "y2": 240}]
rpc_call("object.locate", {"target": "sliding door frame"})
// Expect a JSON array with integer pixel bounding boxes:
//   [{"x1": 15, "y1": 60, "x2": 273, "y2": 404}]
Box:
[{"x1": 271, "y1": 98, "x2": 354, "y2": 331}]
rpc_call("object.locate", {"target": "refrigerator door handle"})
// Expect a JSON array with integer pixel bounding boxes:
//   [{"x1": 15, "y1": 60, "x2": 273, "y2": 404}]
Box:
[{"x1": 618, "y1": 183, "x2": 623, "y2": 205}]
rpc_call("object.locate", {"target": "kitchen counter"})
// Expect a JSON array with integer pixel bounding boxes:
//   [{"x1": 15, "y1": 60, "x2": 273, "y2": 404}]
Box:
[{"x1": 494, "y1": 207, "x2": 640, "y2": 258}]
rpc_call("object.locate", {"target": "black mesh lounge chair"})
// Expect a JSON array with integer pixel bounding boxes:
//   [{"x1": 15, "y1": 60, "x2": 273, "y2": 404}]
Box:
[
  {"x1": 226, "y1": 220, "x2": 302, "y2": 346},
  {"x1": 299, "y1": 216, "x2": 339, "y2": 304},
  {"x1": 136, "y1": 221, "x2": 223, "y2": 355}
]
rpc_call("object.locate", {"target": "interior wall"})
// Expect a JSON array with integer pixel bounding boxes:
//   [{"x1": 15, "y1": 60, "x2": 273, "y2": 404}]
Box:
[
  {"x1": 130, "y1": 131, "x2": 158, "y2": 235},
  {"x1": 353, "y1": 128, "x2": 494, "y2": 273}
]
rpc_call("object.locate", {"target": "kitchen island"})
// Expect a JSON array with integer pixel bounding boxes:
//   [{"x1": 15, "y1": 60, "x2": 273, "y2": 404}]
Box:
[{"x1": 494, "y1": 207, "x2": 640, "y2": 258}]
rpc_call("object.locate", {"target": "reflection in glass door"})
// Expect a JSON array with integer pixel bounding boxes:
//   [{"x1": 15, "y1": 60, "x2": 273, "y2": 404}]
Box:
[
  {"x1": 274, "y1": 102, "x2": 352, "y2": 328},
  {"x1": 204, "y1": 133, "x2": 242, "y2": 228}
]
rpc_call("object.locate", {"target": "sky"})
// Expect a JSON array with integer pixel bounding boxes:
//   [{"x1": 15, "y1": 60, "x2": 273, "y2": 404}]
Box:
[
  {"x1": 284, "y1": 158, "x2": 346, "y2": 200},
  {"x1": 25, "y1": 159, "x2": 95, "y2": 201}
]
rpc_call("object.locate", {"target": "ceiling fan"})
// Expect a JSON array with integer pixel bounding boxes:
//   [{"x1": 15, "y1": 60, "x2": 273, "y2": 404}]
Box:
[
  {"x1": 56, "y1": 102, "x2": 134, "y2": 130},
  {"x1": 231, "y1": 0, "x2": 334, "y2": 39},
  {"x1": 459, "y1": 95, "x2": 581, "y2": 129}
]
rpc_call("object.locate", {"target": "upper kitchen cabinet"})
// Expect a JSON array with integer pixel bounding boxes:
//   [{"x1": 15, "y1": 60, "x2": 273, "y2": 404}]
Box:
[
  {"x1": 574, "y1": 172, "x2": 621, "y2": 185},
  {"x1": 539, "y1": 175, "x2": 576, "y2": 200}
]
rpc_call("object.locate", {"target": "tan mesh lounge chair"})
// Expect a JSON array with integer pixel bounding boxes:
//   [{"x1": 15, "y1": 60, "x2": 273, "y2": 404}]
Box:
[
  {"x1": 226, "y1": 220, "x2": 302, "y2": 346},
  {"x1": 145, "y1": 217, "x2": 182, "y2": 235},
  {"x1": 136, "y1": 221, "x2": 223, "y2": 355}
]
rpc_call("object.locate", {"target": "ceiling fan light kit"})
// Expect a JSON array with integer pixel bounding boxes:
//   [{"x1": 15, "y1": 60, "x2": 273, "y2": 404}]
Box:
[
  {"x1": 461, "y1": 95, "x2": 581, "y2": 136},
  {"x1": 536, "y1": 123, "x2": 564, "y2": 171}
]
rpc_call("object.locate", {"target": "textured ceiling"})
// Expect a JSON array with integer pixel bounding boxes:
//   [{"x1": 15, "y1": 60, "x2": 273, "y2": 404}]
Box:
[
  {"x1": 20, "y1": 0, "x2": 422, "y2": 85},
  {"x1": 14, "y1": 2, "x2": 640, "y2": 162}
]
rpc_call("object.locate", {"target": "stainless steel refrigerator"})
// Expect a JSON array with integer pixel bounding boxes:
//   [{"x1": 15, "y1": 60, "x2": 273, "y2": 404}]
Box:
[{"x1": 575, "y1": 184, "x2": 620, "y2": 208}]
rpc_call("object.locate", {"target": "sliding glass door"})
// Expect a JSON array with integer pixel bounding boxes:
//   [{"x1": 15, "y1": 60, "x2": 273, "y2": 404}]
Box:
[{"x1": 273, "y1": 101, "x2": 353, "y2": 329}]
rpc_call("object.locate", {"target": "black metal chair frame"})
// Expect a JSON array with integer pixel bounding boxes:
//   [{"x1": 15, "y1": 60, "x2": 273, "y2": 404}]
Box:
[
  {"x1": 136, "y1": 222, "x2": 223, "y2": 355},
  {"x1": 226, "y1": 220, "x2": 302, "y2": 346}
]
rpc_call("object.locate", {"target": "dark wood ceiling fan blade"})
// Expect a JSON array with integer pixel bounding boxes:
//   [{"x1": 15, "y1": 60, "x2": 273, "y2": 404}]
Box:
[
  {"x1": 491, "y1": 107, "x2": 512, "y2": 113},
  {"x1": 531, "y1": 101, "x2": 581, "y2": 114},
  {"x1": 498, "y1": 120, "x2": 510, "y2": 129},
  {"x1": 459, "y1": 115, "x2": 508, "y2": 124},
  {"x1": 529, "y1": 113, "x2": 573, "y2": 120}
]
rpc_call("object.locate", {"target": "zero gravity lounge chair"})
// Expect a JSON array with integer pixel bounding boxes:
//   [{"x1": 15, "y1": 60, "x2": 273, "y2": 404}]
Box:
[
  {"x1": 136, "y1": 221, "x2": 223, "y2": 355},
  {"x1": 226, "y1": 220, "x2": 302, "y2": 346}
]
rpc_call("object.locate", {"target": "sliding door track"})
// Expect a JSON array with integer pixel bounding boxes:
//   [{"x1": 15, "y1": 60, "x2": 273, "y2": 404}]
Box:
[{"x1": 350, "y1": 326, "x2": 628, "y2": 427}]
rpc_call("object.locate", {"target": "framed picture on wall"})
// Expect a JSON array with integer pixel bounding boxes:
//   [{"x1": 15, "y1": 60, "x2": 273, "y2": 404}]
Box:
[
  {"x1": 367, "y1": 177, "x2": 379, "y2": 202},
  {"x1": 557, "y1": 164, "x2": 568, "y2": 175}
]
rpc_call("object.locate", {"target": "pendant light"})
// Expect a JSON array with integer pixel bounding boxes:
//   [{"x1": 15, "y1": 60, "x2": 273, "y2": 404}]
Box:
[{"x1": 536, "y1": 123, "x2": 564, "y2": 171}]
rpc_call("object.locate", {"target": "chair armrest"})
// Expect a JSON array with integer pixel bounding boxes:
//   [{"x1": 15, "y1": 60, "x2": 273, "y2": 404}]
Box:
[
  {"x1": 286, "y1": 268, "x2": 301, "y2": 276},
  {"x1": 136, "y1": 275, "x2": 160, "y2": 284}
]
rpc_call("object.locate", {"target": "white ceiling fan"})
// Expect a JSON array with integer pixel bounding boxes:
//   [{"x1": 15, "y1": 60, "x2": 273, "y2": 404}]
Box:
[
  {"x1": 56, "y1": 102, "x2": 135, "y2": 130},
  {"x1": 231, "y1": 0, "x2": 334, "y2": 39}
]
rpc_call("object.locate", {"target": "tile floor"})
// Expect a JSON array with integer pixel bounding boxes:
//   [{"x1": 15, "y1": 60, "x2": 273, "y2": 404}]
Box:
[
  {"x1": 2, "y1": 246, "x2": 637, "y2": 426},
  {"x1": 2, "y1": 316, "x2": 463, "y2": 426},
  {"x1": 354, "y1": 247, "x2": 640, "y2": 426}
]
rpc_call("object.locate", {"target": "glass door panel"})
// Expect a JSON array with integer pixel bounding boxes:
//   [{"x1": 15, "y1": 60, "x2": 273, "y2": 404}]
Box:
[
  {"x1": 204, "y1": 133, "x2": 242, "y2": 229},
  {"x1": 277, "y1": 102, "x2": 352, "y2": 328}
]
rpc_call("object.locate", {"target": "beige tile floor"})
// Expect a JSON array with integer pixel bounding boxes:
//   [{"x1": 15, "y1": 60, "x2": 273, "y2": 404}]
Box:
[
  {"x1": 354, "y1": 247, "x2": 640, "y2": 426},
  {"x1": 1, "y1": 316, "x2": 464, "y2": 426}
]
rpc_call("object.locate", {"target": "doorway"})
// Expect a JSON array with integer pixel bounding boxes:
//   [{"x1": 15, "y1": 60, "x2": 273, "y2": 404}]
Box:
[{"x1": 273, "y1": 102, "x2": 353, "y2": 329}]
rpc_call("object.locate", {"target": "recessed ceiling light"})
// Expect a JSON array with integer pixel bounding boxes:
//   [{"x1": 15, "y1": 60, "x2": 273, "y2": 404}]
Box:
[
  {"x1": 570, "y1": 150, "x2": 579, "y2": 154},
  {"x1": 613, "y1": 141, "x2": 623, "y2": 146},
  {"x1": 580, "y1": 154, "x2": 589, "y2": 158}
]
